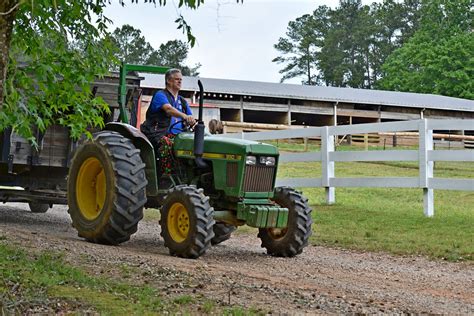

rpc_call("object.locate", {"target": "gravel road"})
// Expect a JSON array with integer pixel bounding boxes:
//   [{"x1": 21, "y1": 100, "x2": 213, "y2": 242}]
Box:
[{"x1": 1, "y1": 203, "x2": 472, "y2": 314}]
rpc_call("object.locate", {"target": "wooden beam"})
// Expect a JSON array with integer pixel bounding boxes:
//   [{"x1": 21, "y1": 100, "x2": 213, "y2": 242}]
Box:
[
  {"x1": 223, "y1": 121, "x2": 300, "y2": 130},
  {"x1": 380, "y1": 132, "x2": 474, "y2": 141}
]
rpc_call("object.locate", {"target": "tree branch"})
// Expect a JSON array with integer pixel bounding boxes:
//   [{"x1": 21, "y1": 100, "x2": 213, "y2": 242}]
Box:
[{"x1": 0, "y1": 2, "x2": 21, "y2": 16}]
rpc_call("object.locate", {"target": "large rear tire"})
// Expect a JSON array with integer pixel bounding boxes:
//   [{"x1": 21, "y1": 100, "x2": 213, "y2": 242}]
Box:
[
  {"x1": 211, "y1": 223, "x2": 236, "y2": 245},
  {"x1": 258, "y1": 187, "x2": 312, "y2": 257},
  {"x1": 67, "y1": 131, "x2": 147, "y2": 245},
  {"x1": 160, "y1": 185, "x2": 215, "y2": 259}
]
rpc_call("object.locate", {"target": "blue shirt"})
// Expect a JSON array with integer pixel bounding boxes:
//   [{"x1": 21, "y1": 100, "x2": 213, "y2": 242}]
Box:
[{"x1": 149, "y1": 90, "x2": 192, "y2": 134}]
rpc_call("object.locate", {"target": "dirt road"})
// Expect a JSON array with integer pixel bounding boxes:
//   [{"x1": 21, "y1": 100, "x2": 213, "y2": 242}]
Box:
[{"x1": 1, "y1": 203, "x2": 472, "y2": 314}]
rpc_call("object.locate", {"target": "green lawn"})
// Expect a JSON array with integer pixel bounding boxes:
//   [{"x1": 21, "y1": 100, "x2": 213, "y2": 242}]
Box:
[{"x1": 276, "y1": 143, "x2": 473, "y2": 262}]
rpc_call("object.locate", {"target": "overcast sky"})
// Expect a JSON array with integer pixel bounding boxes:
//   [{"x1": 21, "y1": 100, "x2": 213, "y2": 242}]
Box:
[{"x1": 104, "y1": 0, "x2": 379, "y2": 84}]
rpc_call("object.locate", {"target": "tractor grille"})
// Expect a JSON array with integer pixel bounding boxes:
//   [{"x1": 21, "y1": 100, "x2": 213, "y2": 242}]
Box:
[
  {"x1": 226, "y1": 162, "x2": 238, "y2": 187},
  {"x1": 243, "y1": 165, "x2": 276, "y2": 192}
]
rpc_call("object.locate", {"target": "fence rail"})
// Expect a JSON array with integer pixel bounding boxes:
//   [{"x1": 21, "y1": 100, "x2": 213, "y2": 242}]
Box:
[{"x1": 222, "y1": 119, "x2": 474, "y2": 217}]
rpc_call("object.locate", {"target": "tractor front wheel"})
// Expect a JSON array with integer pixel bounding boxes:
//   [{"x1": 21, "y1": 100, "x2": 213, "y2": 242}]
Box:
[
  {"x1": 160, "y1": 185, "x2": 215, "y2": 259},
  {"x1": 67, "y1": 131, "x2": 147, "y2": 245},
  {"x1": 258, "y1": 187, "x2": 312, "y2": 257}
]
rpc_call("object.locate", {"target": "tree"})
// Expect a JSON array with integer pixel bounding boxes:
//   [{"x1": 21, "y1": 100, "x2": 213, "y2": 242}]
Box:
[
  {"x1": 151, "y1": 39, "x2": 201, "y2": 76},
  {"x1": 273, "y1": 0, "x2": 421, "y2": 88},
  {"x1": 319, "y1": 0, "x2": 372, "y2": 88},
  {"x1": 397, "y1": 0, "x2": 423, "y2": 44},
  {"x1": 110, "y1": 25, "x2": 201, "y2": 76},
  {"x1": 366, "y1": 0, "x2": 420, "y2": 86},
  {"x1": 0, "y1": 0, "x2": 232, "y2": 142},
  {"x1": 377, "y1": 0, "x2": 473, "y2": 99},
  {"x1": 272, "y1": 8, "x2": 330, "y2": 85},
  {"x1": 110, "y1": 24, "x2": 156, "y2": 66},
  {"x1": 1, "y1": 1, "x2": 114, "y2": 143}
]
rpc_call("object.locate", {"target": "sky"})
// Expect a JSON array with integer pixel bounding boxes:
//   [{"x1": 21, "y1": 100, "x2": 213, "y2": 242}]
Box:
[{"x1": 104, "y1": 0, "x2": 379, "y2": 84}]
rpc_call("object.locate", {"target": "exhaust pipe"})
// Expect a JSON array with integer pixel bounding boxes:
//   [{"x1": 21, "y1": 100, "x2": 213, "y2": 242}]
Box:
[{"x1": 194, "y1": 80, "x2": 207, "y2": 168}]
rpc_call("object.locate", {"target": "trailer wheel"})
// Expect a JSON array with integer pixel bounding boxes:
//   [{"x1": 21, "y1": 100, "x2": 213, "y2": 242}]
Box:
[
  {"x1": 67, "y1": 131, "x2": 147, "y2": 245},
  {"x1": 258, "y1": 187, "x2": 312, "y2": 257},
  {"x1": 28, "y1": 202, "x2": 49, "y2": 213},
  {"x1": 211, "y1": 223, "x2": 236, "y2": 245},
  {"x1": 160, "y1": 185, "x2": 215, "y2": 259}
]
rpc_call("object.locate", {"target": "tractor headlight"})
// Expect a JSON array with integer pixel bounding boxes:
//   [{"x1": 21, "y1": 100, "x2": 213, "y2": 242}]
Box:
[
  {"x1": 259, "y1": 156, "x2": 276, "y2": 166},
  {"x1": 266, "y1": 157, "x2": 276, "y2": 166},
  {"x1": 246, "y1": 156, "x2": 257, "y2": 165}
]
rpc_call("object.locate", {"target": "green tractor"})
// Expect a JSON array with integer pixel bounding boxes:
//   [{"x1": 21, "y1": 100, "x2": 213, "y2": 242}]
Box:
[{"x1": 1, "y1": 64, "x2": 313, "y2": 259}]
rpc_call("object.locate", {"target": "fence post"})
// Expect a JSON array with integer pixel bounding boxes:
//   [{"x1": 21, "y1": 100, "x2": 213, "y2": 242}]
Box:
[
  {"x1": 322, "y1": 127, "x2": 335, "y2": 204},
  {"x1": 419, "y1": 119, "x2": 434, "y2": 217}
]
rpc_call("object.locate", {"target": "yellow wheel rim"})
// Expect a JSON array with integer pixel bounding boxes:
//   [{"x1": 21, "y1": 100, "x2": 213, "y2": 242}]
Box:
[
  {"x1": 167, "y1": 202, "x2": 190, "y2": 243},
  {"x1": 76, "y1": 157, "x2": 106, "y2": 221},
  {"x1": 267, "y1": 227, "x2": 288, "y2": 241}
]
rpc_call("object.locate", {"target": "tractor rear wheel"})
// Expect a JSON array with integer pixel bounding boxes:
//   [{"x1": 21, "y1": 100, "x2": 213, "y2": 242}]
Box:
[
  {"x1": 28, "y1": 202, "x2": 49, "y2": 213},
  {"x1": 258, "y1": 187, "x2": 312, "y2": 257},
  {"x1": 211, "y1": 223, "x2": 236, "y2": 245},
  {"x1": 67, "y1": 131, "x2": 147, "y2": 245},
  {"x1": 160, "y1": 185, "x2": 215, "y2": 259}
]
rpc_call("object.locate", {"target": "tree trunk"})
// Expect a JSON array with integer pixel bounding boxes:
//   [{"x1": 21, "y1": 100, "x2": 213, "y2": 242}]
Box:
[
  {"x1": 0, "y1": 0, "x2": 19, "y2": 108},
  {"x1": 306, "y1": 46, "x2": 311, "y2": 85},
  {"x1": 365, "y1": 46, "x2": 371, "y2": 89}
]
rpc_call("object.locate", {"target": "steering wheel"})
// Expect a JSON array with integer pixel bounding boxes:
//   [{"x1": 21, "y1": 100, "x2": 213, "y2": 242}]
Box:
[{"x1": 168, "y1": 119, "x2": 193, "y2": 135}]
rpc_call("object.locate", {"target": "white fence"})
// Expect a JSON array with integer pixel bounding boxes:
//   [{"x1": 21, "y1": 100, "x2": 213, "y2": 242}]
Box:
[{"x1": 222, "y1": 119, "x2": 474, "y2": 217}]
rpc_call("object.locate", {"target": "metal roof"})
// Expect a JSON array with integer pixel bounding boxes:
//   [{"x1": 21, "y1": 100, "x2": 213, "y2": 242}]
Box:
[{"x1": 140, "y1": 73, "x2": 474, "y2": 112}]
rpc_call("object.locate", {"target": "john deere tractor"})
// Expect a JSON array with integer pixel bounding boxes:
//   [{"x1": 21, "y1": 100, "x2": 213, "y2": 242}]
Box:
[{"x1": 0, "y1": 64, "x2": 312, "y2": 259}]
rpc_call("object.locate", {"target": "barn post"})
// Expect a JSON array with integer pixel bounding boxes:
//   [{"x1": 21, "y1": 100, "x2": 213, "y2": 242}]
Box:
[
  {"x1": 287, "y1": 99, "x2": 292, "y2": 125},
  {"x1": 239, "y1": 96, "x2": 244, "y2": 123}
]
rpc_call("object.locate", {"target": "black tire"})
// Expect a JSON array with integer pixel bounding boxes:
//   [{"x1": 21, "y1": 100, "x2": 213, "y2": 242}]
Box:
[
  {"x1": 211, "y1": 223, "x2": 236, "y2": 245},
  {"x1": 67, "y1": 131, "x2": 147, "y2": 245},
  {"x1": 28, "y1": 202, "x2": 49, "y2": 213},
  {"x1": 258, "y1": 187, "x2": 312, "y2": 257},
  {"x1": 160, "y1": 185, "x2": 215, "y2": 259}
]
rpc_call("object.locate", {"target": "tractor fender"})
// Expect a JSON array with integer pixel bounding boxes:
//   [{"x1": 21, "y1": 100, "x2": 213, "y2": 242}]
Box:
[{"x1": 104, "y1": 122, "x2": 158, "y2": 196}]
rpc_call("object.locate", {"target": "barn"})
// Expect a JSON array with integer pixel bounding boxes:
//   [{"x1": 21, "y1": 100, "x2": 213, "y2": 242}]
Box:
[{"x1": 139, "y1": 74, "x2": 473, "y2": 132}]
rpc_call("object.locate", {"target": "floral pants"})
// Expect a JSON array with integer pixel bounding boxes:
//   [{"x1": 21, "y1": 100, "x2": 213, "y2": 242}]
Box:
[{"x1": 159, "y1": 134, "x2": 176, "y2": 176}]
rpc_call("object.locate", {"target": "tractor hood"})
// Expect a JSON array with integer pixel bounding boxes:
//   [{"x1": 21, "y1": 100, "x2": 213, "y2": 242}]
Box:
[{"x1": 174, "y1": 133, "x2": 279, "y2": 157}]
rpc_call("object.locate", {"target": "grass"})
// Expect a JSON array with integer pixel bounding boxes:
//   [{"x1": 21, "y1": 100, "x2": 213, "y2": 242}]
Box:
[
  {"x1": 0, "y1": 242, "x2": 261, "y2": 315},
  {"x1": 0, "y1": 243, "x2": 164, "y2": 314},
  {"x1": 305, "y1": 187, "x2": 473, "y2": 261},
  {"x1": 275, "y1": 142, "x2": 473, "y2": 262},
  {"x1": 143, "y1": 208, "x2": 160, "y2": 222}
]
